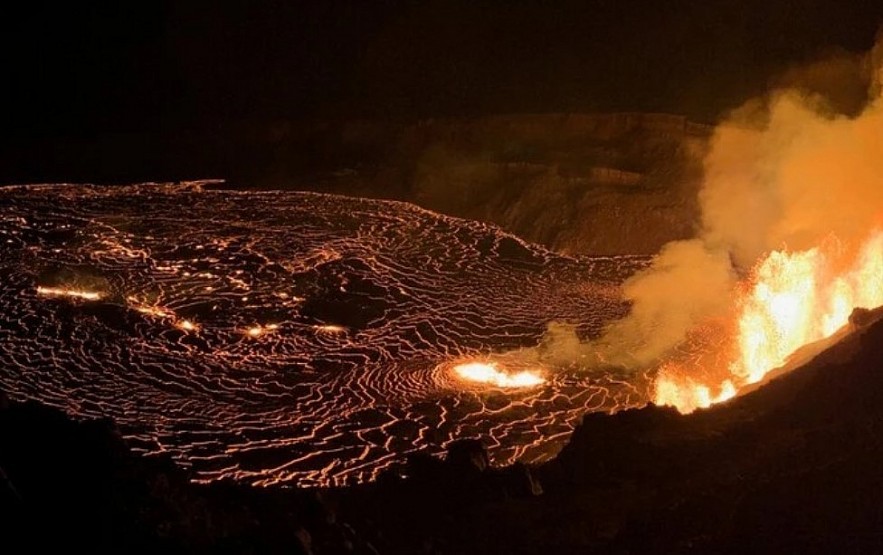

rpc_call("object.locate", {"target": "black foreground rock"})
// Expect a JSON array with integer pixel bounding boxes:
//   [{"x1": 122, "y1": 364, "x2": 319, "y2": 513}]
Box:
[{"x1": 4, "y1": 313, "x2": 883, "y2": 553}]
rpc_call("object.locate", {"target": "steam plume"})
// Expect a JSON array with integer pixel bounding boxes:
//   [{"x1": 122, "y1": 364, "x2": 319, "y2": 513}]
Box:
[{"x1": 545, "y1": 32, "x2": 883, "y2": 371}]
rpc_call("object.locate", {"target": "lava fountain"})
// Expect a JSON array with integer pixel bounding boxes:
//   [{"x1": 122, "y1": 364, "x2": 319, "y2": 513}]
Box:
[
  {"x1": 655, "y1": 229, "x2": 883, "y2": 414},
  {"x1": 733, "y1": 231, "x2": 883, "y2": 382},
  {"x1": 646, "y1": 36, "x2": 883, "y2": 413}
]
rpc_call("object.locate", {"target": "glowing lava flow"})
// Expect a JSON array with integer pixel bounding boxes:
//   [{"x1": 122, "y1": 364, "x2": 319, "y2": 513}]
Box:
[
  {"x1": 453, "y1": 362, "x2": 545, "y2": 388},
  {"x1": 245, "y1": 324, "x2": 279, "y2": 337},
  {"x1": 36, "y1": 286, "x2": 103, "y2": 301},
  {"x1": 655, "y1": 230, "x2": 883, "y2": 413},
  {"x1": 127, "y1": 297, "x2": 200, "y2": 332},
  {"x1": 654, "y1": 373, "x2": 737, "y2": 415},
  {"x1": 128, "y1": 297, "x2": 175, "y2": 319},
  {"x1": 0, "y1": 183, "x2": 646, "y2": 487}
]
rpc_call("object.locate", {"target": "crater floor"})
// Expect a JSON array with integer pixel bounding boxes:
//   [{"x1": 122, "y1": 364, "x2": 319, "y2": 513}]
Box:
[{"x1": 0, "y1": 183, "x2": 648, "y2": 486}]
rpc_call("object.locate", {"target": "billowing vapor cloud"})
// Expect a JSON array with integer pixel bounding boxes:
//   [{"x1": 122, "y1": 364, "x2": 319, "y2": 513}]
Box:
[
  {"x1": 592, "y1": 240, "x2": 735, "y2": 366},
  {"x1": 702, "y1": 89, "x2": 883, "y2": 267},
  {"x1": 538, "y1": 31, "x2": 883, "y2": 372},
  {"x1": 773, "y1": 49, "x2": 870, "y2": 116},
  {"x1": 532, "y1": 239, "x2": 734, "y2": 368}
]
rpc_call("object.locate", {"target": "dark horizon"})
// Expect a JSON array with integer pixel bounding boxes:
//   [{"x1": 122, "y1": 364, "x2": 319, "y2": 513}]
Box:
[
  {"x1": 2, "y1": 0, "x2": 882, "y2": 185},
  {"x1": 4, "y1": 1, "x2": 883, "y2": 133}
]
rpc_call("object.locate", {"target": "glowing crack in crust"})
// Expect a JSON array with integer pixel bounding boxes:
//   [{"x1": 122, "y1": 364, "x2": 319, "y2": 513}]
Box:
[{"x1": 0, "y1": 183, "x2": 649, "y2": 487}]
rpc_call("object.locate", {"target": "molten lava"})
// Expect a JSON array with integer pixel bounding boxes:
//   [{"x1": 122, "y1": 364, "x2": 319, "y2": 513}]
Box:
[
  {"x1": 314, "y1": 324, "x2": 346, "y2": 334},
  {"x1": 176, "y1": 320, "x2": 199, "y2": 332},
  {"x1": 453, "y1": 361, "x2": 545, "y2": 388},
  {"x1": 655, "y1": 230, "x2": 883, "y2": 413},
  {"x1": 0, "y1": 183, "x2": 647, "y2": 486},
  {"x1": 128, "y1": 297, "x2": 175, "y2": 319},
  {"x1": 245, "y1": 324, "x2": 279, "y2": 337},
  {"x1": 36, "y1": 286, "x2": 103, "y2": 301},
  {"x1": 127, "y1": 297, "x2": 201, "y2": 332}
]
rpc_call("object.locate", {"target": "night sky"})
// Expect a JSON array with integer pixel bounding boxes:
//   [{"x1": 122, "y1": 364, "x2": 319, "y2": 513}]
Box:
[{"x1": 2, "y1": 0, "x2": 882, "y2": 175}]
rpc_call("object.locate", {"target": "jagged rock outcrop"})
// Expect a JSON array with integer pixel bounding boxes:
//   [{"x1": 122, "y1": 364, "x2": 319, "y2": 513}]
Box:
[{"x1": 0, "y1": 394, "x2": 374, "y2": 554}]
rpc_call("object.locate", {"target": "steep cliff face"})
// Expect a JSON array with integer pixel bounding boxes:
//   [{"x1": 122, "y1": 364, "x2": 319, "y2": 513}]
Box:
[{"x1": 286, "y1": 113, "x2": 710, "y2": 256}]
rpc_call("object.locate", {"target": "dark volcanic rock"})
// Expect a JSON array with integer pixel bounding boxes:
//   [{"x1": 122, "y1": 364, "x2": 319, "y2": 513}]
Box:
[
  {"x1": 0, "y1": 399, "x2": 372, "y2": 554},
  {"x1": 445, "y1": 439, "x2": 490, "y2": 473},
  {"x1": 850, "y1": 306, "x2": 876, "y2": 326}
]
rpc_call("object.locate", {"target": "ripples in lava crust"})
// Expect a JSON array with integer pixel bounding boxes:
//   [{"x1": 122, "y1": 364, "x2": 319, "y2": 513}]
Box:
[{"x1": 0, "y1": 182, "x2": 649, "y2": 486}]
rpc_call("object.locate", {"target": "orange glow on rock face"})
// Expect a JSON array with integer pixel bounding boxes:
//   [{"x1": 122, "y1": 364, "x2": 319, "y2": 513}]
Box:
[
  {"x1": 453, "y1": 361, "x2": 545, "y2": 388},
  {"x1": 655, "y1": 230, "x2": 883, "y2": 414}
]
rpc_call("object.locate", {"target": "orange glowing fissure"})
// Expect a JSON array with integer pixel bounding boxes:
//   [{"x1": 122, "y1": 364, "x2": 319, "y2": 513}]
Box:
[{"x1": 655, "y1": 230, "x2": 883, "y2": 414}]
